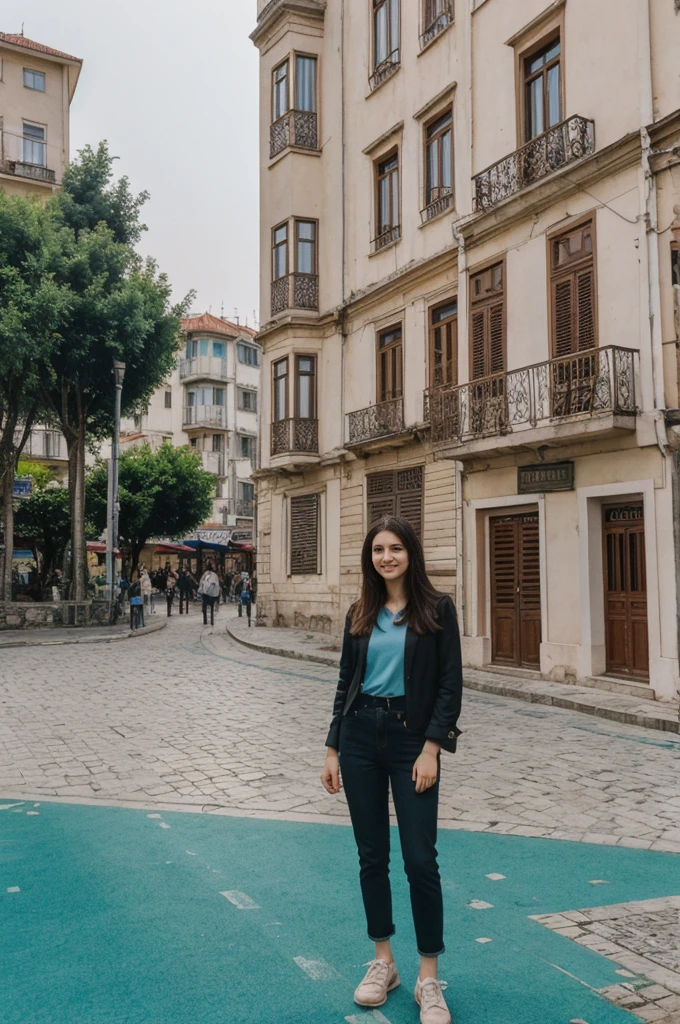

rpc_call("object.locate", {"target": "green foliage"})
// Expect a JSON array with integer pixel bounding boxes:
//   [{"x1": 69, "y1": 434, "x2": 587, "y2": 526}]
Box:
[
  {"x1": 14, "y1": 487, "x2": 72, "y2": 582},
  {"x1": 16, "y1": 461, "x2": 58, "y2": 490},
  {"x1": 57, "y1": 141, "x2": 148, "y2": 246},
  {"x1": 87, "y1": 443, "x2": 214, "y2": 567}
]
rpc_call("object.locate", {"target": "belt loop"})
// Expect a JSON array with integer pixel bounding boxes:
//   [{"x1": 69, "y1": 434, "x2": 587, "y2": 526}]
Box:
[{"x1": 386, "y1": 697, "x2": 391, "y2": 710}]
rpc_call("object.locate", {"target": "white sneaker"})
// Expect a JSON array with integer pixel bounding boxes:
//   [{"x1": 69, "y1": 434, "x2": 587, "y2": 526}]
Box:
[
  {"x1": 414, "y1": 977, "x2": 451, "y2": 1024},
  {"x1": 353, "y1": 959, "x2": 400, "y2": 1007}
]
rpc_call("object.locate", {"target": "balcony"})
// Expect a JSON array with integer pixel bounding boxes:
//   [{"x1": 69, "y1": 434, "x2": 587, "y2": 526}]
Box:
[
  {"x1": 421, "y1": 189, "x2": 453, "y2": 224},
  {"x1": 372, "y1": 225, "x2": 401, "y2": 253},
  {"x1": 369, "y1": 51, "x2": 400, "y2": 91},
  {"x1": 346, "y1": 397, "x2": 405, "y2": 447},
  {"x1": 179, "y1": 355, "x2": 228, "y2": 382},
  {"x1": 222, "y1": 497, "x2": 255, "y2": 519},
  {"x1": 473, "y1": 116, "x2": 595, "y2": 213},
  {"x1": 200, "y1": 450, "x2": 225, "y2": 476},
  {"x1": 270, "y1": 110, "x2": 318, "y2": 159},
  {"x1": 420, "y1": 1, "x2": 454, "y2": 49},
  {"x1": 271, "y1": 417, "x2": 319, "y2": 457},
  {"x1": 16, "y1": 428, "x2": 67, "y2": 461},
  {"x1": 0, "y1": 129, "x2": 56, "y2": 185},
  {"x1": 426, "y1": 346, "x2": 638, "y2": 459},
  {"x1": 271, "y1": 273, "x2": 319, "y2": 316},
  {"x1": 183, "y1": 405, "x2": 226, "y2": 429}
]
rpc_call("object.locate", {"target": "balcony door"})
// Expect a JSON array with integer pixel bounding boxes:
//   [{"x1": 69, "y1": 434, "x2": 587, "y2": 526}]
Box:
[
  {"x1": 603, "y1": 504, "x2": 649, "y2": 679},
  {"x1": 490, "y1": 511, "x2": 541, "y2": 669},
  {"x1": 550, "y1": 219, "x2": 597, "y2": 416},
  {"x1": 377, "y1": 325, "x2": 403, "y2": 404}
]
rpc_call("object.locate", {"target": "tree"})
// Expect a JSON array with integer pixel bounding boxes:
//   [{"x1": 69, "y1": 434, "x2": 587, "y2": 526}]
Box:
[
  {"x1": 16, "y1": 461, "x2": 58, "y2": 491},
  {"x1": 87, "y1": 443, "x2": 214, "y2": 574},
  {"x1": 0, "y1": 193, "x2": 70, "y2": 601},
  {"x1": 42, "y1": 142, "x2": 192, "y2": 600},
  {"x1": 14, "y1": 487, "x2": 72, "y2": 586}
]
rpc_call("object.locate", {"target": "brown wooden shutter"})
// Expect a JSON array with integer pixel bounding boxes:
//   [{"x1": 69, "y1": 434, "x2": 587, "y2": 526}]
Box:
[
  {"x1": 489, "y1": 302, "x2": 504, "y2": 374},
  {"x1": 290, "y1": 494, "x2": 319, "y2": 574},
  {"x1": 367, "y1": 466, "x2": 423, "y2": 538},
  {"x1": 367, "y1": 471, "x2": 396, "y2": 526},
  {"x1": 553, "y1": 278, "x2": 574, "y2": 357},
  {"x1": 470, "y1": 263, "x2": 505, "y2": 379},
  {"x1": 576, "y1": 268, "x2": 595, "y2": 351},
  {"x1": 550, "y1": 220, "x2": 597, "y2": 357},
  {"x1": 471, "y1": 310, "x2": 486, "y2": 380}
]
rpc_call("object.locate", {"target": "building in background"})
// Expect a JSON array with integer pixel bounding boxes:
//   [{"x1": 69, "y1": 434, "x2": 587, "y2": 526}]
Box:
[
  {"x1": 2, "y1": 30, "x2": 82, "y2": 482},
  {"x1": 119, "y1": 313, "x2": 262, "y2": 542},
  {"x1": 251, "y1": 0, "x2": 680, "y2": 702}
]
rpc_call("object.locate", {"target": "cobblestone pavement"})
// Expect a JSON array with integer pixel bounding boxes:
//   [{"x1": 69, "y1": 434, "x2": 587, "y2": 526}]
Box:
[{"x1": 1, "y1": 610, "x2": 680, "y2": 852}]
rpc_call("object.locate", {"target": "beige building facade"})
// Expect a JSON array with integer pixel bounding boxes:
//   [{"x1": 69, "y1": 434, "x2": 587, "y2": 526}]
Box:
[{"x1": 252, "y1": 0, "x2": 680, "y2": 701}]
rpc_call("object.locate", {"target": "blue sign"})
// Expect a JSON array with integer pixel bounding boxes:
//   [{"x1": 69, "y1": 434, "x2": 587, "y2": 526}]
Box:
[{"x1": 13, "y1": 477, "x2": 32, "y2": 498}]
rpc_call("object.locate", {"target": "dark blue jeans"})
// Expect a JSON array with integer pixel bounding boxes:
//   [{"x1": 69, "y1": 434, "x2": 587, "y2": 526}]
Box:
[{"x1": 338, "y1": 704, "x2": 444, "y2": 957}]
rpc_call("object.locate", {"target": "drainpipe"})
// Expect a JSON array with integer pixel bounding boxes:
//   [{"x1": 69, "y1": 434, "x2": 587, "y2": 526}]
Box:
[
  {"x1": 340, "y1": 0, "x2": 347, "y2": 436},
  {"x1": 452, "y1": 222, "x2": 467, "y2": 631}
]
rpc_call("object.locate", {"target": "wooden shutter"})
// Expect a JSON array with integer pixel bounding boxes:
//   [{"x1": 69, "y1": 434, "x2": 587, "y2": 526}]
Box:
[
  {"x1": 471, "y1": 310, "x2": 486, "y2": 380},
  {"x1": 553, "y1": 278, "x2": 573, "y2": 357},
  {"x1": 550, "y1": 220, "x2": 597, "y2": 357},
  {"x1": 290, "y1": 494, "x2": 319, "y2": 574},
  {"x1": 489, "y1": 302, "x2": 504, "y2": 374},
  {"x1": 470, "y1": 263, "x2": 505, "y2": 379},
  {"x1": 576, "y1": 268, "x2": 595, "y2": 351},
  {"x1": 367, "y1": 466, "x2": 423, "y2": 537}
]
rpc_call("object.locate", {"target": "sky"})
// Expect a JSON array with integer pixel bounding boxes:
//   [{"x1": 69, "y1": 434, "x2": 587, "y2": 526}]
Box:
[{"x1": 3, "y1": 0, "x2": 261, "y2": 327}]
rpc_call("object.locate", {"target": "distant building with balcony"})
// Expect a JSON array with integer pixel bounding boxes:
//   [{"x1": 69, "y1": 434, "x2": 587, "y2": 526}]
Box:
[
  {"x1": 0, "y1": 31, "x2": 81, "y2": 197},
  {"x1": 252, "y1": 0, "x2": 680, "y2": 702},
  {"x1": 119, "y1": 313, "x2": 261, "y2": 540}
]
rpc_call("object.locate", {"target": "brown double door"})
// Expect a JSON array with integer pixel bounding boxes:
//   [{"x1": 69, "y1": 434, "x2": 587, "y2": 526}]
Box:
[
  {"x1": 603, "y1": 504, "x2": 649, "y2": 679},
  {"x1": 490, "y1": 512, "x2": 541, "y2": 669}
]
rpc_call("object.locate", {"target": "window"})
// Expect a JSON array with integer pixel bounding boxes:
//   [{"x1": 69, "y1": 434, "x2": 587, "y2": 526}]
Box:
[
  {"x1": 373, "y1": 0, "x2": 400, "y2": 70},
  {"x1": 272, "y1": 59, "x2": 289, "y2": 121},
  {"x1": 44, "y1": 431, "x2": 61, "y2": 458},
  {"x1": 429, "y1": 298, "x2": 458, "y2": 387},
  {"x1": 295, "y1": 55, "x2": 317, "y2": 112},
  {"x1": 296, "y1": 356, "x2": 316, "y2": 419},
  {"x1": 23, "y1": 68, "x2": 45, "y2": 91},
  {"x1": 421, "y1": 0, "x2": 454, "y2": 47},
  {"x1": 239, "y1": 389, "x2": 257, "y2": 412},
  {"x1": 425, "y1": 109, "x2": 453, "y2": 210},
  {"x1": 367, "y1": 467, "x2": 423, "y2": 537},
  {"x1": 164, "y1": 390, "x2": 172, "y2": 409},
  {"x1": 240, "y1": 434, "x2": 256, "y2": 460},
  {"x1": 212, "y1": 341, "x2": 226, "y2": 359},
  {"x1": 212, "y1": 434, "x2": 224, "y2": 452},
  {"x1": 237, "y1": 342, "x2": 260, "y2": 366},
  {"x1": 470, "y1": 263, "x2": 505, "y2": 379},
  {"x1": 199, "y1": 339, "x2": 210, "y2": 356},
  {"x1": 239, "y1": 481, "x2": 254, "y2": 504},
  {"x1": 523, "y1": 37, "x2": 561, "y2": 141},
  {"x1": 550, "y1": 220, "x2": 596, "y2": 357},
  {"x1": 214, "y1": 388, "x2": 225, "y2": 407},
  {"x1": 23, "y1": 122, "x2": 46, "y2": 167},
  {"x1": 272, "y1": 223, "x2": 288, "y2": 281},
  {"x1": 186, "y1": 339, "x2": 197, "y2": 358},
  {"x1": 273, "y1": 358, "x2": 288, "y2": 421},
  {"x1": 190, "y1": 437, "x2": 197, "y2": 448},
  {"x1": 375, "y1": 151, "x2": 400, "y2": 248},
  {"x1": 290, "y1": 493, "x2": 320, "y2": 574},
  {"x1": 377, "y1": 325, "x2": 403, "y2": 403},
  {"x1": 296, "y1": 220, "x2": 316, "y2": 274}
]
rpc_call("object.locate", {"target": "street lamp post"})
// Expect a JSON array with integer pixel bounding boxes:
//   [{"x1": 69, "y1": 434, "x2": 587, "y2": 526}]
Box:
[{"x1": 106, "y1": 361, "x2": 126, "y2": 615}]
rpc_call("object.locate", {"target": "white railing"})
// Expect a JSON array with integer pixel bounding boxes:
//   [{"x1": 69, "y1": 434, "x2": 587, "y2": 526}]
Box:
[
  {"x1": 0, "y1": 128, "x2": 58, "y2": 184},
  {"x1": 179, "y1": 356, "x2": 228, "y2": 381},
  {"x1": 183, "y1": 405, "x2": 226, "y2": 428}
]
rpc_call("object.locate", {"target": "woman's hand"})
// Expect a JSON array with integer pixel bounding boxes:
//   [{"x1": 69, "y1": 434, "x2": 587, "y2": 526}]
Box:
[
  {"x1": 412, "y1": 743, "x2": 440, "y2": 793},
  {"x1": 321, "y1": 749, "x2": 342, "y2": 794}
]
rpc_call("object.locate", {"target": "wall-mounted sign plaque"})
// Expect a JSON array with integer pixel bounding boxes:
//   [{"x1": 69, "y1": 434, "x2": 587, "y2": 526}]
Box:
[{"x1": 517, "y1": 461, "x2": 574, "y2": 494}]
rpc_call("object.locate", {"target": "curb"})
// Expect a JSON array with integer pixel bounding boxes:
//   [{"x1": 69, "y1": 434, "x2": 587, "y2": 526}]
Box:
[
  {"x1": 0, "y1": 618, "x2": 166, "y2": 649},
  {"x1": 225, "y1": 623, "x2": 679, "y2": 735}
]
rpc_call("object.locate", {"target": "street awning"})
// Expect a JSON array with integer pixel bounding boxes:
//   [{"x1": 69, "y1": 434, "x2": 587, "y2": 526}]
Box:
[
  {"x1": 154, "y1": 543, "x2": 196, "y2": 554},
  {"x1": 87, "y1": 542, "x2": 120, "y2": 555},
  {"x1": 181, "y1": 538, "x2": 232, "y2": 553},
  {"x1": 230, "y1": 541, "x2": 254, "y2": 552}
]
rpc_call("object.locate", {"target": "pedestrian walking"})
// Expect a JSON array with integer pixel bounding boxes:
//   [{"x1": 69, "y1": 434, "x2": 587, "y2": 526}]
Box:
[
  {"x1": 128, "y1": 578, "x2": 144, "y2": 631},
  {"x1": 165, "y1": 565, "x2": 178, "y2": 616},
  {"x1": 177, "y1": 570, "x2": 194, "y2": 615},
  {"x1": 237, "y1": 572, "x2": 252, "y2": 625},
  {"x1": 321, "y1": 516, "x2": 462, "y2": 1024},
  {"x1": 222, "y1": 570, "x2": 233, "y2": 604},
  {"x1": 198, "y1": 562, "x2": 220, "y2": 625},
  {"x1": 139, "y1": 567, "x2": 152, "y2": 617}
]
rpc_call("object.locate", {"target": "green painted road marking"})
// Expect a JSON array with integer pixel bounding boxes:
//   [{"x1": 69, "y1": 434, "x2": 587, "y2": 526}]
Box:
[{"x1": 2, "y1": 799, "x2": 679, "y2": 1023}]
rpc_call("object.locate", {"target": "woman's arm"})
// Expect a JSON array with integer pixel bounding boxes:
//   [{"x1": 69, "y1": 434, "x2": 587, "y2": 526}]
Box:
[
  {"x1": 324, "y1": 612, "x2": 355, "y2": 750},
  {"x1": 424, "y1": 595, "x2": 463, "y2": 754}
]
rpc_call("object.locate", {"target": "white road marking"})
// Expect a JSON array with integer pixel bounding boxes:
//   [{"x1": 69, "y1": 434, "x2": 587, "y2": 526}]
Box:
[
  {"x1": 485, "y1": 873, "x2": 505, "y2": 881},
  {"x1": 26, "y1": 811, "x2": 39, "y2": 816},
  {"x1": 0, "y1": 803, "x2": 24, "y2": 811},
  {"x1": 7, "y1": 887, "x2": 20, "y2": 893},
  {"x1": 476, "y1": 937, "x2": 493, "y2": 943},
  {"x1": 186, "y1": 851, "x2": 196, "y2": 856},
  {"x1": 147, "y1": 813, "x2": 162, "y2": 819},
  {"x1": 220, "y1": 890, "x2": 260, "y2": 910},
  {"x1": 468, "y1": 899, "x2": 494, "y2": 910},
  {"x1": 293, "y1": 956, "x2": 340, "y2": 980},
  {"x1": 158, "y1": 822, "x2": 171, "y2": 829},
  {"x1": 588, "y1": 879, "x2": 609, "y2": 885},
  {"x1": 345, "y1": 1012, "x2": 392, "y2": 1024}
]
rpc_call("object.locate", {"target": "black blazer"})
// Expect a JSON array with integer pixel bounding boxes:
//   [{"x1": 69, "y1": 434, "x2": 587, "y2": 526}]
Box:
[{"x1": 325, "y1": 595, "x2": 463, "y2": 754}]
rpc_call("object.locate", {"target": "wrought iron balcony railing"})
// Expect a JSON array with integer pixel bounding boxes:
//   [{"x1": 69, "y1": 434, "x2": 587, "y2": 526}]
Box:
[
  {"x1": 426, "y1": 346, "x2": 637, "y2": 448},
  {"x1": 179, "y1": 355, "x2": 229, "y2": 381},
  {"x1": 222, "y1": 498, "x2": 255, "y2": 519},
  {"x1": 346, "y1": 396, "x2": 404, "y2": 446},
  {"x1": 369, "y1": 51, "x2": 400, "y2": 91},
  {"x1": 271, "y1": 273, "x2": 319, "y2": 316},
  {"x1": 473, "y1": 116, "x2": 595, "y2": 212},
  {"x1": 420, "y1": 1, "x2": 454, "y2": 48},
  {"x1": 270, "y1": 110, "x2": 318, "y2": 158},
  {"x1": 421, "y1": 189, "x2": 453, "y2": 223},
  {"x1": 183, "y1": 405, "x2": 226, "y2": 429},
  {"x1": 271, "y1": 417, "x2": 319, "y2": 457},
  {"x1": 372, "y1": 225, "x2": 401, "y2": 253}
]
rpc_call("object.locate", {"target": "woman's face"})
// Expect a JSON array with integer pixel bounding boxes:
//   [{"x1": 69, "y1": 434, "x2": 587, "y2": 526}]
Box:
[{"x1": 372, "y1": 530, "x2": 409, "y2": 582}]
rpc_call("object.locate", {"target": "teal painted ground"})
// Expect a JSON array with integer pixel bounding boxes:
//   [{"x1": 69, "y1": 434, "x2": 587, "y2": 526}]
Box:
[{"x1": 2, "y1": 800, "x2": 679, "y2": 1024}]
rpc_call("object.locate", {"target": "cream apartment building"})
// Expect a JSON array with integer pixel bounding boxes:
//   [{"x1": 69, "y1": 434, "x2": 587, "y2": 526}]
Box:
[
  {"x1": 252, "y1": 0, "x2": 680, "y2": 702},
  {"x1": 2, "y1": 32, "x2": 82, "y2": 482},
  {"x1": 119, "y1": 314, "x2": 262, "y2": 534}
]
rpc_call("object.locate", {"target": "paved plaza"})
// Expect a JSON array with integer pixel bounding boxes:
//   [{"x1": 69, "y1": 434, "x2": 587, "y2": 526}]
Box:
[{"x1": 2, "y1": 610, "x2": 680, "y2": 1023}]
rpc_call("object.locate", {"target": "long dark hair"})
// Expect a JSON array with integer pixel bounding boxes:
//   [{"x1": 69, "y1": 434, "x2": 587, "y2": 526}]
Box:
[{"x1": 349, "y1": 516, "x2": 444, "y2": 636}]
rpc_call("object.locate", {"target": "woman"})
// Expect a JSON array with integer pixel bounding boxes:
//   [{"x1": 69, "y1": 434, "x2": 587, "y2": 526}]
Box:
[
  {"x1": 139, "y1": 567, "x2": 152, "y2": 616},
  {"x1": 321, "y1": 516, "x2": 462, "y2": 1024},
  {"x1": 198, "y1": 561, "x2": 220, "y2": 626}
]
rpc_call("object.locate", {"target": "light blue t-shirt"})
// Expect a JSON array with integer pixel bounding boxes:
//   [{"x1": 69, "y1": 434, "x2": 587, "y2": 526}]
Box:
[{"x1": 361, "y1": 605, "x2": 407, "y2": 697}]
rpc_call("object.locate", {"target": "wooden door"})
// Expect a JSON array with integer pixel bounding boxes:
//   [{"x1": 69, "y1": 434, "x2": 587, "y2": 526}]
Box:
[
  {"x1": 603, "y1": 504, "x2": 649, "y2": 678},
  {"x1": 490, "y1": 512, "x2": 541, "y2": 669}
]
